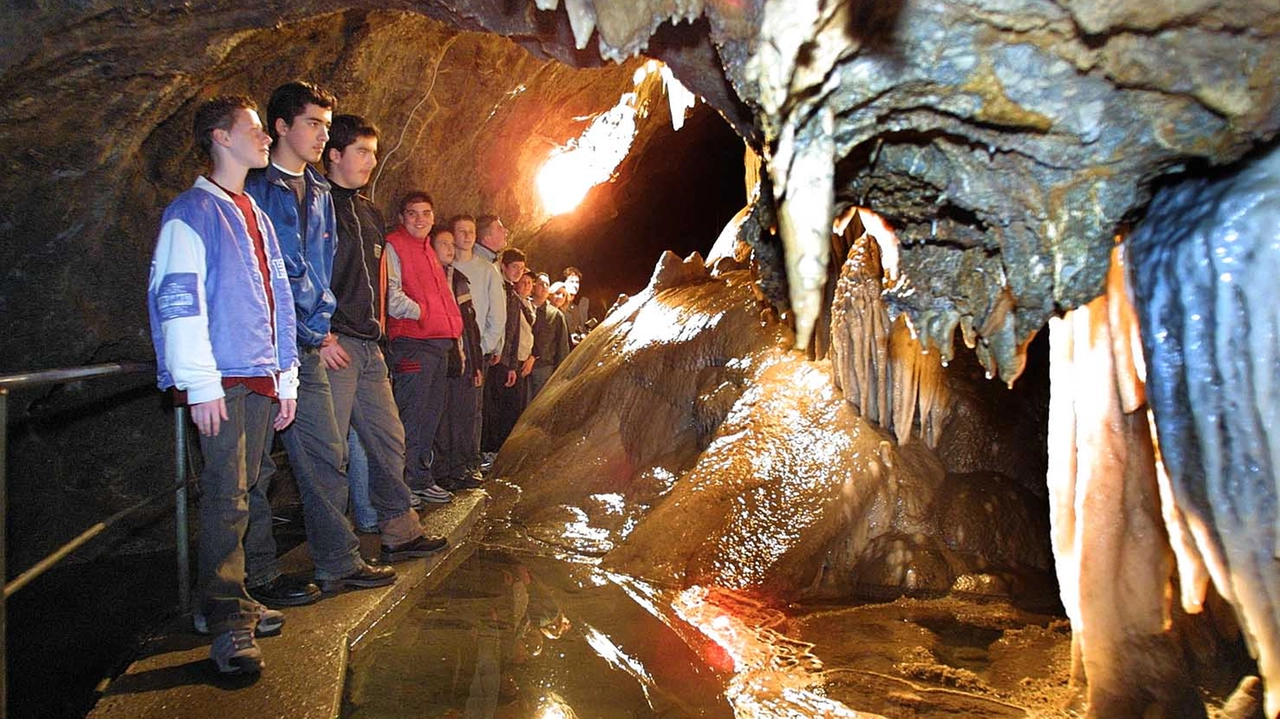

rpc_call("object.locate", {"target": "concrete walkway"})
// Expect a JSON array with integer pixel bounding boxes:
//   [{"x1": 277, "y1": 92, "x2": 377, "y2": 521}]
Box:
[{"x1": 89, "y1": 489, "x2": 486, "y2": 719}]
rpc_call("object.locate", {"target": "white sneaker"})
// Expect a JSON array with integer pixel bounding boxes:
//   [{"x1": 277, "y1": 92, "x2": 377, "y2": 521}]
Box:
[
  {"x1": 194, "y1": 602, "x2": 285, "y2": 637},
  {"x1": 211, "y1": 627, "x2": 262, "y2": 674},
  {"x1": 412, "y1": 485, "x2": 454, "y2": 504}
]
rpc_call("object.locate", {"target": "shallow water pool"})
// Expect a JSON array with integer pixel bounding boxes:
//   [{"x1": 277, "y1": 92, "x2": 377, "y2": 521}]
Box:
[{"x1": 342, "y1": 527, "x2": 1076, "y2": 719}]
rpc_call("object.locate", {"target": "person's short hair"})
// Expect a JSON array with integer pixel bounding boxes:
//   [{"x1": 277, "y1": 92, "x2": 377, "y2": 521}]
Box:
[
  {"x1": 399, "y1": 191, "x2": 435, "y2": 215},
  {"x1": 521, "y1": 270, "x2": 536, "y2": 280},
  {"x1": 449, "y1": 213, "x2": 476, "y2": 232},
  {"x1": 266, "y1": 81, "x2": 336, "y2": 140},
  {"x1": 563, "y1": 266, "x2": 583, "y2": 280},
  {"x1": 323, "y1": 114, "x2": 378, "y2": 171},
  {"x1": 476, "y1": 214, "x2": 501, "y2": 238},
  {"x1": 500, "y1": 248, "x2": 527, "y2": 266},
  {"x1": 429, "y1": 227, "x2": 453, "y2": 243},
  {"x1": 193, "y1": 95, "x2": 257, "y2": 161}
]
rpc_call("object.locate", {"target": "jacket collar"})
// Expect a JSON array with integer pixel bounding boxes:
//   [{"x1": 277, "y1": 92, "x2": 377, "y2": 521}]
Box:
[
  {"x1": 264, "y1": 162, "x2": 331, "y2": 192},
  {"x1": 194, "y1": 175, "x2": 232, "y2": 201}
]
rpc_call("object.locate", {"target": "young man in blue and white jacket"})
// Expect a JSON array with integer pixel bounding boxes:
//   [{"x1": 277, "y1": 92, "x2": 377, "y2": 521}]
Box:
[
  {"x1": 148, "y1": 95, "x2": 298, "y2": 674},
  {"x1": 245, "y1": 82, "x2": 410, "y2": 598}
]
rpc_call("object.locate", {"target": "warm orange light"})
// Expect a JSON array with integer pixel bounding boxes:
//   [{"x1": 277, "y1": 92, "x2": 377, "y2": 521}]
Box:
[
  {"x1": 537, "y1": 151, "x2": 594, "y2": 215},
  {"x1": 536, "y1": 99, "x2": 636, "y2": 215},
  {"x1": 537, "y1": 60, "x2": 698, "y2": 216}
]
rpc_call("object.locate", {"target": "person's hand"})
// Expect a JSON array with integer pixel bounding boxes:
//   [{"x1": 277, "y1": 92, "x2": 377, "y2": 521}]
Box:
[
  {"x1": 274, "y1": 398, "x2": 297, "y2": 430},
  {"x1": 320, "y1": 333, "x2": 350, "y2": 370},
  {"x1": 505, "y1": 370, "x2": 517, "y2": 387},
  {"x1": 191, "y1": 398, "x2": 228, "y2": 437},
  {"x1": 488, "y1": 352, "x2": 501, "y2": 366},
  {"x1": 473, "y1": 369, "x2": 484, "y2": 387},
  {"x1": 520, "y1": 356, "x2": 535, "y2": 377}
]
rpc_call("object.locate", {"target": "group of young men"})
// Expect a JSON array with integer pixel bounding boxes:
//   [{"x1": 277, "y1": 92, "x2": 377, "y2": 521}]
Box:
[{"x1": 146, "y1": 81, "x2": 590, "y2": 675}]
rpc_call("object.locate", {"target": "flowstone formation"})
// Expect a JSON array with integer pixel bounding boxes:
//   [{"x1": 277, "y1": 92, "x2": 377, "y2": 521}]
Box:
[{"x1": 496, "y1": 252, "x2": 1054, "y2": 603}]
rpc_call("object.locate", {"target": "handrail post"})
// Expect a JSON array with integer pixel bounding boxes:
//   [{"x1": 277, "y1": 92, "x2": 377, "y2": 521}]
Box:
[
  {"x1": 2, "y1": 387, "x2": 9, "y2": 719},
  {"x1": 174, "y1": 406, "x2": 190, "y2": 615}
]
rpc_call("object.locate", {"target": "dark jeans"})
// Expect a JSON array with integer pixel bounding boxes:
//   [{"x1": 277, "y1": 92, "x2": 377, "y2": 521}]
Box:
[
  {"x1": 327, "y1": 335, "x2": 421, "y2": 546},
  {"x1": 482, "y1": 364, "x2": 527, "y2": 453},
  {"x1": 529, "y1": 365, "x2": 553, "y2": 401},
  {"x1": 273, "y1": 349, "x2": 364, "y2": 581},
  {"x1": 434, "y1": 373, "x2": 479, "y2": 481},
  {"x1": 196, "y1": 384, "x2": 272, "y2": 632},
  {"x1": 388, "y1": 337, "x2": 452, "y2": 489}
]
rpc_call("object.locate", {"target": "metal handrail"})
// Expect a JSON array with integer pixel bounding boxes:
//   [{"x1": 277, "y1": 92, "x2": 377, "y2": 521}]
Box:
[
  {"x1": 0, "y1": 361, "x2": 189, "y2": 719},
  {"x1": 0, "y1": 362, "x2": 155, "y2": 390}
]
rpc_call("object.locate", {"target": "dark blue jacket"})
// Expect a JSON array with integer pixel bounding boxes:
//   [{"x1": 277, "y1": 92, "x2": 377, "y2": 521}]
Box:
[{"x1": 245, "y1": 163, "x2": 338, "y2": 349}]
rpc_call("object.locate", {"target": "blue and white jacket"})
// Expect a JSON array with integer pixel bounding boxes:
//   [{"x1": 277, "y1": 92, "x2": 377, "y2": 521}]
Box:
[
  {"x1": 147, "y1": 177, "x2": 300, "y2": 403},
  {"x1": 244, "y1": 163, "x2": 338, "y2": 349}
]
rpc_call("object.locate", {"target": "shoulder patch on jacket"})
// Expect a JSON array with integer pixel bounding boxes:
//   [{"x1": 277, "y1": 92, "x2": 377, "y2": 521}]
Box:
[{"x1": 157, "y1": 273, "x2": 200, "y2": 321}]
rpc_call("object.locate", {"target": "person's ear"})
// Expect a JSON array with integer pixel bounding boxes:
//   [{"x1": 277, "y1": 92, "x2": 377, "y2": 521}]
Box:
[
  {"x1": 274, "y1": 116, "x2": 290, "y2": 138},
  {"x1": 211, "y1": 127, "x2": 232, "y2": 149},
  {"x1": 326, "y1": 147, "x2": 340, "y2": 165}
]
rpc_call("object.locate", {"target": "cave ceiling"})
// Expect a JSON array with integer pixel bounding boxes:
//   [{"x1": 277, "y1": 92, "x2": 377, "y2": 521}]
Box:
[{"x1": 1, "y1": 0, "x2": 1277, "y2": 384}]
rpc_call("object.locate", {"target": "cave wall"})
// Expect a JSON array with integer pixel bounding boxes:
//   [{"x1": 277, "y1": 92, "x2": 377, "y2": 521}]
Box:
[{"x1": 0, "y1": 4, "x2": 743, "y2": 569}]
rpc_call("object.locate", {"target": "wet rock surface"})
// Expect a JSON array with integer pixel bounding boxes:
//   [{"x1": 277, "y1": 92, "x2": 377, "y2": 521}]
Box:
[{"x1": 497, "y1": 261, "x2": 1053, "y2": 602}]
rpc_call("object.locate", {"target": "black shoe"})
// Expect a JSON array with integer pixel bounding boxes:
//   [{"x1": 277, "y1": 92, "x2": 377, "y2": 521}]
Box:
[
  {"x1": 248, "y1": 575, "x2": 321, "y2": 607},
  {"x1": 317, "y1": 562, "x2": 397, "y2": 593},
  {"x1": 439, "y1": 475, "x2": 483, "y2": 491},
  {"x1": 380, "y1": 535, "x2": 448, "y2": 563}
]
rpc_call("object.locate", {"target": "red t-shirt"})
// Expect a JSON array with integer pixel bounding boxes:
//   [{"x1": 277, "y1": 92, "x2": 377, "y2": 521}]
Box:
[{"x1": 173, "y1": 180, "x2": 278, "y2": 404}]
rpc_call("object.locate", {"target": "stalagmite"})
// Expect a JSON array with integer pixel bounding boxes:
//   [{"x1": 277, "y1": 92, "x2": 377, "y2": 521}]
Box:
[
  {"x1": 1047, "y1": 244, "x2": 1205, "y2": 716},
  {"x1": 1127, "y1": 146, "x2": 1280, "y2": 718}
]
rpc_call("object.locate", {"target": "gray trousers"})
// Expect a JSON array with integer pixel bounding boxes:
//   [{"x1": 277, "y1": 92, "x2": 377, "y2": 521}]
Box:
[
  {"x1": 273, "y1": 349, "x2": 365, "y2": 581},
  {"x1": 327, "y1": 335, "x2": 422, "y2": 546},
  {"x1": 197, "y1": 383, "x2": 272, "y2": 632},
  {"x1": 387, "y1": 337, "x2": 452, "y2": 489}
]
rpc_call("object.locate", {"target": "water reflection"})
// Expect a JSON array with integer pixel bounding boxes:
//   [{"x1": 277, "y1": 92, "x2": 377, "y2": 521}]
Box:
[
  {"x1": 344, "y1": 542, "x2": 732, "y2": 719},
  {"x1": 343, "y1": 530, "x2": 1073, "y2": 719}
]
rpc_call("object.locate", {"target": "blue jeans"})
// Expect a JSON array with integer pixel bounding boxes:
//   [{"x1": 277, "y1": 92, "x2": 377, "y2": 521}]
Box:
[
  {"x1": 346, "y1": 427, "x2": 377, "y2": 530},
  {"x1": 273, "y1": 349, "x2": 365, "y2": 581}
]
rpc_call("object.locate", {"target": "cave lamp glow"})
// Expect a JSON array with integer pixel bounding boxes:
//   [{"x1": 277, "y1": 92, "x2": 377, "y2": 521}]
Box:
[{"x1": 537, "y1": 60, "x2": 697, "y2": 216}]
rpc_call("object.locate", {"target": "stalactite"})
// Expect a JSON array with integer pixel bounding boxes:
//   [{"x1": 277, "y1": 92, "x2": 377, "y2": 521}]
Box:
[
  {"x1": 1128, "y1": 145, "x2": 1280, "y2": 718},
  {"x1": 830, "y1": 219, "x2": 951, "y2": 446},
  {"x1": 1046, "y1": 243, "x2": 1206, "y2": 717}
]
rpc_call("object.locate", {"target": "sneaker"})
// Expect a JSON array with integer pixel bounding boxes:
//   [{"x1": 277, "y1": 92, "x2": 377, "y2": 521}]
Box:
[
  {"x1": 211, "y1": 627, "x2": 263, "y2": 674},
  {"x1": 380, "y1": 535, "x2": 448, "y2": 562},
  {"x1": 407, "y1": 491, "x2": 423, "y2": 508},
  {"x1": 194, "y1": 603, "x2": 284, "y2": 637},
  {"x1": 317, "y1": 561, "x2": 397, "y2": 593},
  {"x1": 412, "y1": 485, "x2": 454, "y2": 504}
]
